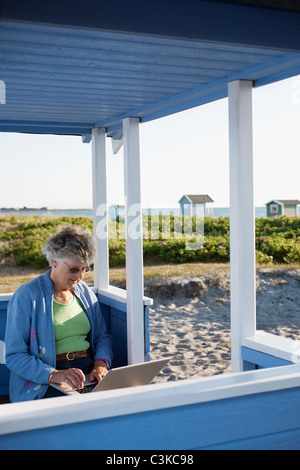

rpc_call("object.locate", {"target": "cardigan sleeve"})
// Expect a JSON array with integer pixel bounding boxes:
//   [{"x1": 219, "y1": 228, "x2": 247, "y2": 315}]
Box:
[{"x1": 5, "y1": 290, "x2": 55, "y2": 385}]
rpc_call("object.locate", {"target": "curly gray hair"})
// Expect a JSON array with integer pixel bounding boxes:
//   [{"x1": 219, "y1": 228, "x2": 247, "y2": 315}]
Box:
[{"x1": 42, "y1": 225, "x2": 96, "y2": 266}]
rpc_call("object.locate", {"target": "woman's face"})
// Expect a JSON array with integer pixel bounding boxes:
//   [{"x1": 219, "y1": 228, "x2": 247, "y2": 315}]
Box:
[{"x1": 51, "y1": 258, "x2": 86, "y2": 290}]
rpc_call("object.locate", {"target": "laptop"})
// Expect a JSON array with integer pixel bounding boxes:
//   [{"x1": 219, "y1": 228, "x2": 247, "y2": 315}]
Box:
[{"x1": 50, "y1": 357, "x2": 170, "y2": 396}]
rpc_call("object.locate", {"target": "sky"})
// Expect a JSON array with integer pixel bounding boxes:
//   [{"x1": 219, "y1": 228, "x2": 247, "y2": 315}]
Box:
[{"x1": 0, "y1": 76, "x2": 299, "y2": 210}]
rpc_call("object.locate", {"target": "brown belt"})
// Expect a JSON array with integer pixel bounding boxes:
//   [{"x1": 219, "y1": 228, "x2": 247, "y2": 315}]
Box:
[{"x1": 56, "y1": 350, "x2": 88, "y2": 361}]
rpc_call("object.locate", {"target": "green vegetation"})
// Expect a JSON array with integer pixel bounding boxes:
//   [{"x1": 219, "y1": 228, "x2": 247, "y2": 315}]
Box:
[{"x1": 0, "y1": 214, "x2": 300, "y2": 268}]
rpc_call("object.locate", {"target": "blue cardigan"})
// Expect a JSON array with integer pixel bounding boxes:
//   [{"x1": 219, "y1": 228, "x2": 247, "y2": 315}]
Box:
[{"x1": 5, "y1": 271, "x2": 113, "y2": 402}]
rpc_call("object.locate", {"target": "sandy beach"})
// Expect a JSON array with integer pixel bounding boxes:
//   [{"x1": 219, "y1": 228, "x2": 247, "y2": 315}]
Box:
[
  {"x1": 147, "y1": 268, "x2": 300, "y2": 383},
  {"x1": 1, "y1": 263, "x2": 299, "y2": 385}
]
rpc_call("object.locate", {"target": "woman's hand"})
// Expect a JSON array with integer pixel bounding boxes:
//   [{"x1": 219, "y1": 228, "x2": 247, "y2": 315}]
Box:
[
  {"x1": 89, "y1": 360, "x2": 109, "y2": 383},
  {"x1": 48, "y1": 368, "x2": 85, "y2": 390}
]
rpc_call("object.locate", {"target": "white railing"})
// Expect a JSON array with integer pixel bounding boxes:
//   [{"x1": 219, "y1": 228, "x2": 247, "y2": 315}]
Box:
[
  {"x1": 242, "y1": 330, "x2": 300, "y2": 364},
  {"x1": 0, "y1": 288, "x2": 153, "y2": 306},
  {"x1": 0, "y1": 364, "x2": 300, "y2": 437}
]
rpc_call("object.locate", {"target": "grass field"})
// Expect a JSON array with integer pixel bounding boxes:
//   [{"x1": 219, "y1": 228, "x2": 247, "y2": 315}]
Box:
[
  {"x1": 2, "y1": 260, "x2": 300, "y2": 294},
  {"x1": 1, "y1": 214, "x2": 300, "y2": 293}
]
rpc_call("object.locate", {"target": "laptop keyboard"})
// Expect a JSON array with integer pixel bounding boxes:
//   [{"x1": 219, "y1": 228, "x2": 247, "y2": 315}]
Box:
[{"x1": 77, "y1": 384, "x2": 96, "y2": 394}]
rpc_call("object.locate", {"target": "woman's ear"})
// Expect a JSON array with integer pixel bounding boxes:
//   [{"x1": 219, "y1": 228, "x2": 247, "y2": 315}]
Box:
[{"x1": 51, "y1": 259, "x2": 57, "y2": 269}]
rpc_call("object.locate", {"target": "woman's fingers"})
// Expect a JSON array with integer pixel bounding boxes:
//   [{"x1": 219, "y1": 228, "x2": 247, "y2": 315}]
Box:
[
  {"x1": 65, "y1": 369, "x2": 85, "y2": 389},
  {"x1": 50, "y1": 368, "x2": 85, "y2": 390},
  {"x1": 89, "y1": 366, "x2": 108, "y2": 383}
]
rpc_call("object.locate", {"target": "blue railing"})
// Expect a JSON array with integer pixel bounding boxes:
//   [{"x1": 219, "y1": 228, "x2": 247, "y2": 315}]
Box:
[{"x1": 0, "y1": 363, "x2": 299, "y2": 450}]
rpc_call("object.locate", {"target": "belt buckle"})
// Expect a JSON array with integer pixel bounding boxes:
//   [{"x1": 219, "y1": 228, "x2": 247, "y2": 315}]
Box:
[{"x1": 66, "y1": 352, "x2": 75, "y2": 361}]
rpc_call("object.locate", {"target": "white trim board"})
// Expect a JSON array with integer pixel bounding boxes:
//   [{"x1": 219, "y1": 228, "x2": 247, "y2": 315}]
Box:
[
  {"x1": 97, "y1": 285, "x2": 153, "y2": 306},
  {"x1": 0, "y1": 288, "x2": 153, "y2": 306},
  {"x1": 242, "y1": 330, "x2": 300, "y2": 364}
]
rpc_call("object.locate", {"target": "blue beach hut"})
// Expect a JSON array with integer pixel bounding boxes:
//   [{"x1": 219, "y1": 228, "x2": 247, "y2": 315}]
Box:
[
  {"x1": 0, "y1": 0, "x2": 300, "y2": 450},
  {"x1": 179, "y1": 195, "x2": 214, "y2": 217},
  {"x1": 266, "y1": 199, "x2": 300, "y2": 217}
]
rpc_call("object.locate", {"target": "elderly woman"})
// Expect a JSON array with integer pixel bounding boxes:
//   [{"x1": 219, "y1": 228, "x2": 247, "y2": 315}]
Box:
[{"x1": 5, "y1": 226, "x2": 113, "y2": 402}]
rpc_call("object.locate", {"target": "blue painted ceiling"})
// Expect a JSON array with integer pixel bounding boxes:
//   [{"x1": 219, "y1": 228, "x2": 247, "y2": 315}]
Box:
[{"x1": 0, "y1": 1, "x2": 300, "y2": 141}]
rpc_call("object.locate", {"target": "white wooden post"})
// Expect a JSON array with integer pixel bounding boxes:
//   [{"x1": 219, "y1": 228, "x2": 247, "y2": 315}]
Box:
[
  {"x1": 228, "y1": 80, "x2": 256, "y2": 373},
  {"x1": 123, "y1": 117, "x2": 145, "y2": 364},
  {"x1": 92, "y1": 127, "x2": 109, "y2": 291}
]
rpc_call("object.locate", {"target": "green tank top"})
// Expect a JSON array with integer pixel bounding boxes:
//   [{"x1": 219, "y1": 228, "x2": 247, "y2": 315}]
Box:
[{"x1": 53, "y1": 296, "x2": 91, "y2": 355}]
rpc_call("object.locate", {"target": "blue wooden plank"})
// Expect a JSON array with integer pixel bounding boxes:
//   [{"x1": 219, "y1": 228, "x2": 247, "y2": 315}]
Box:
[
  {"x1": 2, "y1": 0, "x2": 300, "y2": 52},
  {"x1": 97, "y1": 294, "x2": 127, "y2": 313},
  {"x1": 0, "y1": 119, "x2": 91, "y2": 130},
  {"x1": 0, "y1": 366, "x2": 9, "y2": 395},
  {"x1": 110, "y1": 306, "x2": 127, "y2": 321},
  {"x1": 110, "y1": 316, "x2": 126, "y2": 342},
  {"x1": 96, "y1": 297, "x2": 128, "y2": 368},
  {"x1": 111, "y1": 337, "x2": 127, "y2": 368},
  {"x1": 103, "y1": 54, "x2": 300, "y2": 133},
  {"x1": 0, "y1": 300, "x2": 9, "y2": 310},
  {"x1": 242, "y1": 347, "x2": 293, "y2": 369},
  {"x1": 0, "y1": 387, "x2": 299, "y2": 450},
  {"x1": 0, "y1": 20, "x2": 282, "y2": 60},
  {"x1": 0, "y1": 123, "x2": 92, "y2": 135},
  {"x1": 3, "y1": 40, "x2": 261, "y2": 77},
  {"x1": 205, "y1": 428, "x2": 300, "y2": 450},
  {"x1": 0, "y1": 309, "x2": 8, "y2": 340}
]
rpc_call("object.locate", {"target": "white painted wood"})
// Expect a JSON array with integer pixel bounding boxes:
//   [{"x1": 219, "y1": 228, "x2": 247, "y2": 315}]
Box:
[
  {"x1": 242, "y1": 331, "x2": 300, "y2": 364},
  {"x1": 92, "y1": 127, "x2": 109, "y2": 291},
  {"x1": 0, "y1": 80, "x2": 6, "y2": 105},
  {"x1": 98, "y1": 285, "x2": 153, "y2": 306},
  {"x1": 0, "y1": 289, "x2": 152, "y2": 307},
  {"x1": 123, "y1": 117, "x2": 145, "y2": 364},
  {"x1": 0, "y1": 293, "x2": 13, "y2": 301},
  {"x1": 0, "y1": 340, "x2": 6, "y2": 364},
  {"x1": 112, "y1": 136, "x2": 123, "y2": 154},
  {"x1": 228, "y1": 80, "x2": 256, "y2": 373},
  {"x1": 1, "y1": 364, "x2": 300, "y2": 436},
  {"x1": 81, "y1": 134, "x2": 92, "y2": 144}
]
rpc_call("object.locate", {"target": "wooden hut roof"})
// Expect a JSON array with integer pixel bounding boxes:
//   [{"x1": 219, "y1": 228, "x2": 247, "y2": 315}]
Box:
[
  {"x1": 180, "y1": 195, "x2": 214, "y2": 204},
  {"x1": 266, "y1": 199, "x2": 300, "y2": 205},
  {"x1": 0, "y1": 0, "x2": 300, "y2": 142}
]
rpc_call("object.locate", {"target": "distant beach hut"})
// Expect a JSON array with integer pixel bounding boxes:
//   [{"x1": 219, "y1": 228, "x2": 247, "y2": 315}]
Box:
[
  {"x1": 266, "y1": 199, "x2": 300, "y2": 217},
  {"x1": 179, "y1": 194, "x2": 214, "y2": 217}
]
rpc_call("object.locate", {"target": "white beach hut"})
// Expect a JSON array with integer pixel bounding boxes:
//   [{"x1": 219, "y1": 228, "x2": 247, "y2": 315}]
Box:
[{"x1": 0, "y1": 0, "x2": 300, "y2": 450}]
